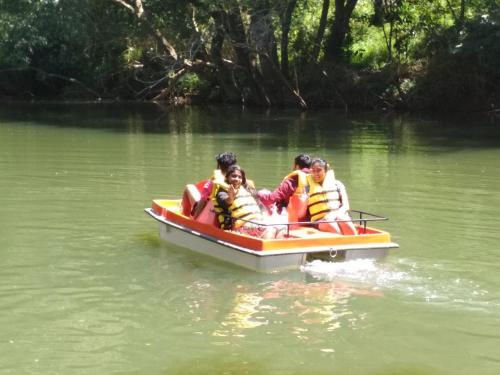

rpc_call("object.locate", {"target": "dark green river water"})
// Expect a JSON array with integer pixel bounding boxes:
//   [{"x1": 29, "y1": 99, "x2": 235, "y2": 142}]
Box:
[{"x1": 1, "y1": 103, "x2": 499, "y2": 374}]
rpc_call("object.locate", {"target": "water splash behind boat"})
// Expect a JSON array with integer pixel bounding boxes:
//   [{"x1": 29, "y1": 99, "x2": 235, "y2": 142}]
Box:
[{"x1": 301, "y1": 258, "x2": 495, "y2": 312}]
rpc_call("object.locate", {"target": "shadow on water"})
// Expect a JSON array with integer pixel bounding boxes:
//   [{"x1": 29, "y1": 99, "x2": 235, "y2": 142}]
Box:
[
  {"x1": 136, "y1": 231, "x2": 163, "y2": 248},
  {"x1": 135, "y1": 228, "x2": 260, "y2": 277},
  {"x1": 163, "y1": 359, "x2": 438, "y2": 375},
  {"x1": 162, "y1": 356, "x2": 269, "y2": 375},
  {"x1": 1, "y1": 102, "x2": 499, "y2": 153}
]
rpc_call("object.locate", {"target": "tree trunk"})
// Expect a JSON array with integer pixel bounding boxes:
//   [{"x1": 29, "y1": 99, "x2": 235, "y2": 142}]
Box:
[
  {"x1": 249, "y1": 1, "x2": 281, "y2": 104},
  {"x1": 189, "y1": 5, "x2": 209, "y2": 61},
  {"x1": 324, "y1": 0, "x2": 359, "y2": 62},
  {"x1": 311, "y1": 0, "x2": 330, "y2": 63},
  {"x1": 446, "y1": 0, "x2": 466, "y2": 27},
  {"x1": 459, "y1": 0, "x2": 466, "y2": 26},
  {"x1": 382, "y1": 17, "x2": 394, "y2": 61},
  {"x1": 210, "y1": 10, "x2": 243, "y2": 102},
  {"x1": 225, "y1": 7, "x2": 271, "y2": 105},
  {"x1": 280, "y1": 0, "x2": 297, "y2": 78}
]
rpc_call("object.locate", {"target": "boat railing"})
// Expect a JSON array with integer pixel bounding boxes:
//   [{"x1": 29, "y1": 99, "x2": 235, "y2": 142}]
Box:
[{"x1": 226, "y1": 209, "x2": 388, "y2": 237}]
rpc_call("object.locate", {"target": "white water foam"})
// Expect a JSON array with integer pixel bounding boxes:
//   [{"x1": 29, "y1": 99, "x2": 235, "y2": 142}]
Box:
[
  {"x1": 301, "y1": 259, "x2": 409, "y2": 285},
  {"x1": 301, "y1": 258, "x2": 495, "y2": 312}
]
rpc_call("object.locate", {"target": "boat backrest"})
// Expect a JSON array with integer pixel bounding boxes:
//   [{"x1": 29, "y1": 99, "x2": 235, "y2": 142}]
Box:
[{"x1": 195, "y1": 199, "x2": 219, "y2": 227}]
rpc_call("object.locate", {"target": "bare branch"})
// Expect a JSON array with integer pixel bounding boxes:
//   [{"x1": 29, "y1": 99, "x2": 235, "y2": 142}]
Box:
[
  {"x1": 112, "y1": 0, "x2": 134, "y2": 12},
  {"x1": 134, "y1": 0, "x2": 144, "y2": 18},
  {"x1": 191, "y1": 6, "x2": 200, "y2": 33},
  {"x1": 111, "y1": 0, "x2": 178, "y2": 60},
  {"x1": 152, "y1": 68, "x2": 187, "y2": 101},
  {"x1": 261, "y1": 53, "x2": 308, "y2": 109}
]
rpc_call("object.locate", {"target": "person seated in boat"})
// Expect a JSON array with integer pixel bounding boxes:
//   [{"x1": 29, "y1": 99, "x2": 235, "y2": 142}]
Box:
[
  {"x1": 181, "y1": 151, "x2": 237, "y2": 219},
  {"x1": 307, "y1": 158, "x2": 358, "y2": 235},
  {"x1": 258, "y1": 154, "x2": 311, "y2": 226},
  {"x1": 215, "y1": 165, "x2": 284, "y2": 239}
]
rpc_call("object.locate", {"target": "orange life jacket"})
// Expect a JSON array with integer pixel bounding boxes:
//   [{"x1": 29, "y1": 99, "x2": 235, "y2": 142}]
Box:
[{"x1": 283, "y1": 170, "x2": 309, "y2": 224}]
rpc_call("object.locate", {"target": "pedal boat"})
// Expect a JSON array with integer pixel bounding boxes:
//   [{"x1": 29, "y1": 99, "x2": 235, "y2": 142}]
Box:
[{"x1": 145, "y1": 199, "x2": 398, "y2": 272}]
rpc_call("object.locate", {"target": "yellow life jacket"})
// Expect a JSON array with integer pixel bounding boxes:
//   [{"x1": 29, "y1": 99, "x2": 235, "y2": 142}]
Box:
[
  {"x1": 211, "y1": 169, "x2": 224, "y2": 184},
  {"x1": 306, "y1": 170, "x2": 341, "y2": 222},
  {"x1": 210, "y1": 180, "x2": 228, "y2": 226},
  {"x1": 282, "y1": 170, "x2": 308, "y2": 196},
  {"x1": 208, "y1": 169, "x2": 227, "y2": 199},
  {"x1": 215, "y1": 185, "x2": 261, "y2": 229},
  {"x1": 208, "y1": 169, "x2": 257, "y2": 228}
]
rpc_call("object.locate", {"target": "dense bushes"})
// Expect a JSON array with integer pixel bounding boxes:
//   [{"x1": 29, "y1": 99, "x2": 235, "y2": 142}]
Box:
[
  {"x1": 0, "y1": 0, "x2": 498, "y2": 111},
  {"x1": 410, "y1": 11, "x2": 500, "y2": 111}
]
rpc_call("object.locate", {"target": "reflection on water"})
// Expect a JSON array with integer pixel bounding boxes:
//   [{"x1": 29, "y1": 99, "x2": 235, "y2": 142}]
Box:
[
  {"x1": 206, "y1": 278, "x2": 383, "y2": 341},
  {"x1": 1, "y1": 103, "x2": 499, "y2": 374}
]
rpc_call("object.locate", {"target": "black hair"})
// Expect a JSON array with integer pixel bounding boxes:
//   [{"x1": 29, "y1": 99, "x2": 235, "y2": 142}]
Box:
[
  {"x1": 310, "y1": 158, "x2": 329, "y2": 170},
  {"x1": 294, "y1": 154, "x2": 311, "y2": 169},
  {"x1": 225, "y1": 164, "x2": 247, "y2": 186},
  {"x1": 215, "y1": 152, "x2": 237, "y2": 173}
]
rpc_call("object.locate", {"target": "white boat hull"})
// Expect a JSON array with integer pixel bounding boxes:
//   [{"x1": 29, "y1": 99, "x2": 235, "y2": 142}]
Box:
[{"x1": 146, "y1": 208, "x2": 398, "y2": 272}]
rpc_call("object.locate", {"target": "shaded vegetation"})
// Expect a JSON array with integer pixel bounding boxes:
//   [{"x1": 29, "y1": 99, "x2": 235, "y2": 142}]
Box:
[{"x1": 0, "y1": 0, "x2": 498, "y2": 112}]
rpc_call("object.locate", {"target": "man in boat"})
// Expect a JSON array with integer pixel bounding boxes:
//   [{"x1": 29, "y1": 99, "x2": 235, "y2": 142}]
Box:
[
  {"x1": 257, "y1": 154, "x2": 311, "y2": 226},
  {"x1": 215, "y1": 165, "x2": 284, "y2": 239},
  {"x1": 306, "y1": 158, "x2": 357, "y2": 235},
  {"x1": 181, "y1": 151, "x2": 237, "y2": 219}
]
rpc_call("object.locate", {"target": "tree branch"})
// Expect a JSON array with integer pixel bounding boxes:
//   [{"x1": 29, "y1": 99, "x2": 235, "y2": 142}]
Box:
[
  {"x1": 112, "y1": 0, "x2": 134, "y2": 12},
  {"x1": 111, "y1": 0, "x2": 178, "y2": 60}
]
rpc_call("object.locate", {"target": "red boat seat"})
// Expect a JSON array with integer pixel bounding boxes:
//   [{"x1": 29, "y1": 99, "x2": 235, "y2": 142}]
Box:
[{"x1": 181, "y1": 179, "x2": 219, "y2": 227}]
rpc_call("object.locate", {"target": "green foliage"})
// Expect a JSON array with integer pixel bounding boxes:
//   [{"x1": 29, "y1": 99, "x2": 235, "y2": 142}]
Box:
[
  {"x1": 0, "y1": 0, "x2": 497, "y2": 110},
  {"x1": 410, "y1": 8, "x2": 500, "y2": 110},
  {"x1": 176, "y1": 72, "x2": 211, "y2": 97},
  {"x1": 350, "y1": 2, "x2": 389, "y2": 67},
  {"x1": 288, "y1": 0, "x2": 327, "y2": 61},
  {"x1": 0, "y1": 0, "x2": 134, "y2": 97}
]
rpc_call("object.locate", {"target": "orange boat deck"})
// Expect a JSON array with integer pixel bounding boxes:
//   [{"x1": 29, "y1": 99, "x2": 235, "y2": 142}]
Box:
[{"x1": 151, "y1": 199, "x2": 393, "y2": 252}]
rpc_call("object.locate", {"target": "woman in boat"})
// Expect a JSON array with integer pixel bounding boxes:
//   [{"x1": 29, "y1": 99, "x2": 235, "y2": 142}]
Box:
[
  {"x1": 307, "y1": 158, "x2": 357, "y2": 235},
  {"x1": 215, "y1": 165, "x2": 284, "y2": 239}
]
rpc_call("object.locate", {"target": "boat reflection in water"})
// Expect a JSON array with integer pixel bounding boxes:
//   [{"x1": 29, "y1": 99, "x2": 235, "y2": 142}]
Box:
[{"x1": 212, "y1": 279, "x2": 383, "y2": 340}]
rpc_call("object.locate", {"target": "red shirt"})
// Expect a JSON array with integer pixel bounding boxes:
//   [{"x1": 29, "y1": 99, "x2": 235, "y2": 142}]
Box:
[{"x1": 258, "y1": 168, "x2": 309, "y2": 210}]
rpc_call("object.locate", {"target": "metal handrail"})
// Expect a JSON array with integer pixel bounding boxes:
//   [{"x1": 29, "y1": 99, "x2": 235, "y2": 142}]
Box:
[{"x1": 223, "y1": 209, "x2": 388, "y2": 236}]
